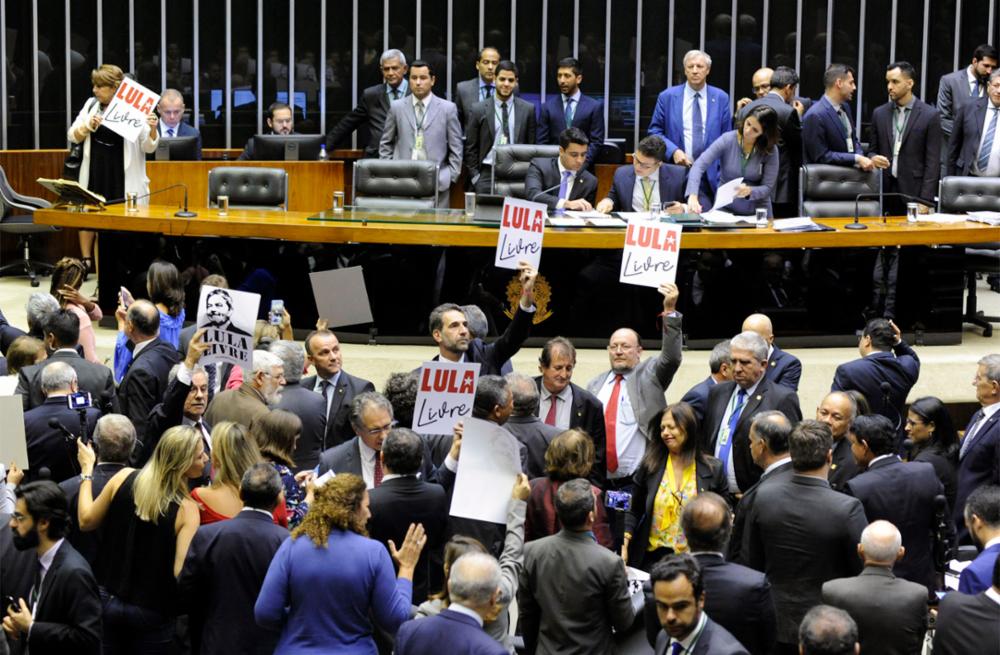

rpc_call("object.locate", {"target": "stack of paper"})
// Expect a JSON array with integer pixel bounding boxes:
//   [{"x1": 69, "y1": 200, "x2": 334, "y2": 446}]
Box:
[
  {"x1": 546, "y1": 216, "x2": 586, "y2": 227},
  {"x1": 967, "y1": 211, "x2": 1000, "y2": 226},
  {"x1": 701, "y1": 210, "x2": 755, "y2": 225},
  {"x1": 772, "y1": 217, "x2": 829, "y2": 232},
  {"x1": 585, "y1": 216, "x2": 627, "y2": 227},
  {"x1": 914, "y1": 213, "x2": 969, "y2": 224}
]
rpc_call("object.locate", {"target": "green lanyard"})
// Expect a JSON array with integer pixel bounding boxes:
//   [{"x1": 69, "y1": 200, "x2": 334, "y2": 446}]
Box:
[
  {"x1": 894, "y1": 107, "x2": 908, "y2": 148},
  {"x1": 640, "y1": 177, "x2": 655, "y2": 211},
  {"x1": 738, "y1": 135, "x2": 753, "y2": 175}
]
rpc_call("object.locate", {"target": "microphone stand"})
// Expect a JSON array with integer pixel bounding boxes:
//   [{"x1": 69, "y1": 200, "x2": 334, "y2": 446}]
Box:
[
  {"x1": 108, "y1": 183, "x2": 198, "y2": 218},
  {"x1": 850, "y1": 191, "x2": 935, "y2": 230}
]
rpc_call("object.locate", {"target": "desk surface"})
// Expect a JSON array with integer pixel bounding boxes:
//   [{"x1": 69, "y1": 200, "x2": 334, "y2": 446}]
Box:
[{"x1": 34, "y1": 205, "x2": 1000, "y2": 249}]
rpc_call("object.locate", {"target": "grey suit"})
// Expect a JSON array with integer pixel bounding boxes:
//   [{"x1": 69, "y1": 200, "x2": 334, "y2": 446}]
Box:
[
  {"x1": 275, "y1": 381, "x2": 327, "y2": 471},
  {"x1": 455, "y1": 77, "x2": 491, "y2": 127},
  {"x1": 937, "y1": 67, "x2": 982, "y2": 138},
  {"x1": 504, "y1": 415, "x2": 562, "y2": 479},
  {"x1": 518, "y1": 529, "x2": 634, "y2": 654},
  {"x1": 379, "y1": 93, "x2": 463, "y2": 197},
  {"x1": 932, "y1": 588, "x2": 1000, "y2": 655},
  {"x1": 653, "y1": 617, "x2": 750, "y2": 655},
  {"x1": 822, "y1": 566, "x2": 928, "y2": 655}
]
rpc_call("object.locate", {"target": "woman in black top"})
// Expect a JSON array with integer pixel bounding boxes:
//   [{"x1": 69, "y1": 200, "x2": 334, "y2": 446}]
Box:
[{"x1": 906, "y1": 396, "x2": 959, "y2": 510}]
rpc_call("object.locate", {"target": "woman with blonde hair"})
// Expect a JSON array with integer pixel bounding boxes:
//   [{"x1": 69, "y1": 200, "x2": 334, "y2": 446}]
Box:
[
  {"x1": 255, "y1": 474, "x2": 426, "y2": 654},
  {"x1": 76, "y1": 424, "x2": 206, "y2": 653},
  {"x1": 191, "y1": 421, "x2": 265, "y2": 524},
  {"x1": 49, "y1": 256, "x2": 102, "y2": 363},
  {"x1": 249, "y1": 409, "x2": 311, "y2": 528},
  {"x1": 0, "y1": 335, "x2": 45, "y2": 395}
]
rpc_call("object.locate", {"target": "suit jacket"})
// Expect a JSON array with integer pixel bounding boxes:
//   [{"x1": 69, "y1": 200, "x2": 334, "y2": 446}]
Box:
[
  {"x1": 912, "y1": 442, "x2": 958, "y2": 511},
  {"x1": 765, "y1": 345, "x2": 801, "y2": 392},
  {"x1": 937, "y1": 67, "x2": 982, "y2": 138},
  {"x1": 454, "y1": 77, "x2": 494, "y2": 127},
  {"x1": 142, "y1": 368, "x2": 214, "y2": 467},
  {"x1": 532, "y1": 379, "x2": 607, "y2": 488},
  {"x1": 747, "y1": 474, "x2": 868, "y2": 645},
  {"x1": 464, "y1": 95, "x2": 537, "y2": 185},
  {"x1": 0, "y1": 514, "x2": 36, "y2": 632},
  {"x1": 395, "y1": 608, "x2": 507, "y2": 655},
  {"x1": 738, "y1": 93, "x2": 803, "y2": 203},
  {"x1": 821, "y1": 566, "x2": 928, "y2": 655},
  {"x1": 605, "y1": 163, "x2": 687, "y2": 212},
  {"x1": 586, "y1": 313, "x2": 684, "y2": 444},
  {"x1": 432, "y1": 306, "x2": 534, "y2": 378},
  {"x1": 16, "y1": 350, "x2": 117, "y2": 415},
  {"x1": 157, "y1": 120, "x2": 202, "y2": 159},
  {"x1": 537, "y1": 93, "x2": 605, "y2": 167},
  {"x1": 729, "y1": 459, "x2": 794, "y2": 564},
  {"x1": 653, "y1": 616, "x2": 750, "y2": 655},
  {"x1": 0, "y1": 307, "x2": 26, "y2": 355},
  {"x1": 844, "y1": 457, "x2": 942, "y2": 591},
  {"x1": 204, "y1": 382, "x2": 269, "y2": 428},
  {"x1": 955, "y1": 406, "x2": 1000, "y2": 539},
  {"x1": 118, "y1": 338, "x2": 181, "y2": 442},
  {"x1": 23, "y1": 397, "x2": 100, "y2": 482},
  {"x1": 958, "y1": 543, "x2": 1000, "y2": 594},
  {"x1": 624, "y1": 455, "x2": 728, "y2": 564},
  {"x1": 327, "y1": 81, "x2": 411, "y2": 158},
  {"x1": 300, "y1": 370, "x2": 376, "y2": 450},
  {"x1": 933, "y1": 589, "x2": 1000, "y2": 655},
  {"x1": 504, "y1": 415, "x2": 562, "y2": 479},
  {"x1": 178, "y1": 510, "x2": 289, "y2": 655},
  {"x1": 379, "y1": 93, "x2": 463, "y2": 192},
  {"x1": 802, "y1": 95, "x2": 863, "y2": 166},
  {"x1": 524, "y1": 478, "x2": 614, "y2": 548},
  {"x1": 316, "y1": 436, "x2": 440, "y2": 484},
  {"x1": 945, "y1": 96, "x2": 994, "y2": 176},
  {"x1": 24, "y1": 541, "x2": 102, "y2": 655},
  {"x1": 828, "y1": 436, "x2": 860, "y2": 492},
  {"x1": 524, "y1": 157, "x2": 598, "y2": 210},
  {"x1": 367, "y1": 476, "x2": 449, "y2": 604},
  {"x1": 648, "y1": 83, "x2": 732, "y2": 190},
  {"x1": 867, "y1": 97, "x2": 941, "y2": 202},
  {"x1": 681, "y1": 376, "x2": 716, "y2": 424},
  {"x1": 59, "y1": 462, "x2": 124, "y2": 568},
  {"x1": 831, "y1": 342, "x2": 920, "y2": 433},
  {"x1": 275, "y1": 381, "x2": 327, "y2": 471},
  {"x1": 519, "y1": 529, "x2": 634, "y2": 655},
  {"x1": 701, "y1": 378, "x2": 802, "y2": 492}
]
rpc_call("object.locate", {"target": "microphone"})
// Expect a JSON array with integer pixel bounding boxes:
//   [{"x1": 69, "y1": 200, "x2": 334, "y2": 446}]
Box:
[
  {"x1": 48, "y1": 417, "x2": 77, "y2": 441},
  {"x1": 531, "y1": 183, "x2": 564, "y2": 203},
  {"x1": 850, "y1": 192, "x2": 935, "y2": 230},
  {"x1": 880, "y1": 381, "x2": 902, "y2": 433},
  {"x1": 108, "y1": 183, "x2": 198, "y2": 218}
]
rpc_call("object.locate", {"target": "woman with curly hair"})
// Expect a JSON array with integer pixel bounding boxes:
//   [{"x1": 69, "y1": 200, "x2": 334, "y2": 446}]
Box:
[
  {"x1": 113, "y1": 259, "x2": 186, "y2": 381},
  {"x1": 49, "y1": 256, "x2": 103, "y2": 363},
  {"x1": 255, "y1": 474, "x2": 427, "y2": 654}
]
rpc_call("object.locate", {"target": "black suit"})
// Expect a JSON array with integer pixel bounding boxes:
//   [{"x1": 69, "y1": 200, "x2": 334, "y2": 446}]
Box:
[
  {"x1": 464, "y1": 96, "x2": 537, "y2": 192},
  {"x1": 0, "y1": 513, "x2": 34, "y2": 621},
  {"x1": 431, "y1": 306, "x2": 534, "y2": 377},
  {"x1": 300, "y1": 370, "x2": 375, "y2": 450},
  {"x1": 16, "y1": 350, "x2": 117, "y2": 415},
  {"x1": 828, "y1": 436, "x2": 860, "y2": 492},
  {"x1": 523, "y1": 157, "x2": 598, "y2": 210},
  {"x1": 532, "y1": 378, "x2": 607, "y2": 488},
  {"x1": 141, "y1": 371, "x2": 203, "y2": 466},
  {"x1": 932, "y1": 589, "x2": 1000, "y2": 655},
  {"x1": 946, "y1": 96, "x2": 997, "y2": 176},
  {"x1": 747, "y1": 474, "x2": 868, "y2": 646},
  {"x1": 739, "y1": 92, "x2": 802, "y2": 209},
  {"x1": 275, "y1": 381, "x2": 327, "y2": 471},
  {"x1": 831, "y1": 342, "x2": 920, "y2": 436},
  {"x1": 178, "y1": 509, "x2": 289, "y2": 655},
  {"x1": 23, "y1": 541, "x2": 102, "y2": 655},
  {"x1": 911, "y1": 442, "x2": 958, "y2": 511},
  {"x1": 653, "y1": 616, "x2": 750, "y2": 655},
  {"x1": 867, "y1": 97, "x2": 941, "y2": 203},
  {"x1": 504, "y1": 415, "x2": 562, "y2": 479},
  {"x1": 118, "y1": 338, "x2": 181, "y2": 444},
  {"x1": 59, "y1": 462, "x2": 124, "y2": 568},
  {"x1": 729, "y1": 459, "x2": 793, "y2": 564},
  {"x1": 367, "y1": 475, "x2": 449, "y2": 604},
  {"x1": 316, "y1": 436, "x2": 441, "y2": 484},
  {"x1": 955, "y1": 407, "x2": 1000, "y2": 541},
  {"x1": 326, "y1": 82, "x2": 411, "y2": 158},
  {"x1": 680, "y1": 376, "x2": 716, "y2": 424},
  {"x1": 0, "y1": 307, "x2": 26, "y2": 355},
  {"x1": 23, "y1": 397, "x2": 100, "y2": 483},
  {"x1": 701, "y1": 379, "x2": 802, "y2": 492}
]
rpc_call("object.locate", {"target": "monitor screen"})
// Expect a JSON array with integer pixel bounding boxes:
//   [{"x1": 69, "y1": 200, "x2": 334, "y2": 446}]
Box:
[
  {"x1": 250, "y1": 133, "x2": 325, "y2": 160},
  {"x1": 148, "y1": 135, "x2": 200, "y2": 161}
]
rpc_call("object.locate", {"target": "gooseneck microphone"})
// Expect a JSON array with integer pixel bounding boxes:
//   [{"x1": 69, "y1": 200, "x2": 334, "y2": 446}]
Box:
[
  {"x1": 850, "y1": 192, "x2": 935, "y2": 230},
  {"x1": 48, "y1": 417, "x2": 77, "y2": 441},
  {"x1": 108, "y1": 183, "x2": 198, "y2": 218}
]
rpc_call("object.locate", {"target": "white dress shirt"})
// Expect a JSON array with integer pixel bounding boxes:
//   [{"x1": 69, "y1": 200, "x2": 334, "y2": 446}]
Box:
[
  {"x1": 975, "y1": 103, "x2": 1000, "y2": 176},
  {"x1": 630, "y1": 173, "x2": 661, "y2": 212},
  {"x1": 597, "y1": 371, "x2": 643, "y2": 478},
  {"x1": 313, "y1": 371, "x2": 342, "y2": 418},
  {"x1": 358, "y1": 437, "x2": 378, "y2": 489},
  {"x1": 715, "y1": 377, "x2": 762, "y2": 492},
  {"x1": 484, "y1": 98, "x2": 516, "y2": 166},
  {"x1": 555, "y1": 158, "x2": 579, "y2": 209},
  {"x1": 538, "y1": 384, "x2": 573, "y2": 429}
]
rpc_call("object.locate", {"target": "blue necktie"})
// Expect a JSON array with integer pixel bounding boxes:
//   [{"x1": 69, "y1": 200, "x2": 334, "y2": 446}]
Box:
[
  {"x1": 972, "y1": 80, "x2": 980, "y2": 97},
  {"x1": 564, "y1": 97, "x2": 575, "y2": 129},
  {"x1": 978, "y1": 108, "x2": 998, "y2": 172},
  {"x1": 558, "y1": 170, "x2": 572, "y2": 201},
  {"x1": 691, "y1": 92, "x2": 704, "y2": 160},
  {"x1": 167, "y1": 127, "x2": 175, "y2": 137},
  {"x1": 960, "y1": 409, "x2": 986, "y2": 459},
  {"x1": 671, "y1": 641, "x2": 684, "y2": 655},
  {"x1": 717, "y1": 388, "x2": 747, "y2": 470}
]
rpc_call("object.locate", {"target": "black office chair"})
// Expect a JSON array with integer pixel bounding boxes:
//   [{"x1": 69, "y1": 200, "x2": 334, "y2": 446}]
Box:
[
  {"x1": 593, "y1": 142, "x2": 625, "y2": 165},
  {"x1": 352, "y1": 159, "x2": 439, "y2": 210},
  {"x1": 0, "y1": 165, "x2": 56, "y2": 287},
  {"x1": 799, "y1": 164, "x2": 881, "y2": 218},
  {"x1": 207, "y1": 166, "x2": 288, "y2": 210},
  {"x1": 938, "y1": 175, "x2": 1000, "y2": 337},
  {"x1": 492, "y1": 144, "x2": 561, "y2": 198}
]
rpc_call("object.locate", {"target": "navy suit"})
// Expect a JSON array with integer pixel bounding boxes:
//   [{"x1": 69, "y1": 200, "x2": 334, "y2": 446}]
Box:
[
  {"x1": 955, "y1": 406, "x2": 1000, "y2": 540},
  {"x1": 24, "y1": 397, "x2": 101, "y2": 483},
  {"x1": 396, "y1": 609, "x2": 507, "y2": 655},
  {"x1": 803, "y1": 95, "x2": 861, "y2": 166},
  {"x1": 681, "y1": 375, "x2": 716, "y2": 424},
  {"x1": 831, "y1": 342, "x2": 920, "y2": 434},
  {"x1": 430, "y1": 306, "x2": 534, "y2": 377},
  {"x1": 765, "y1": 345, "x2": 801, "y2": 392},
  {"x1": 157, "y1": 121, "x2": 202, "y2": 159},
  {"x1": 653, "y1": 616, "x2": 750, "y2": 655},
  {"x1": 647, "y1": 83, "x2": 732, "y2": 191},
  {"x1": 958, "y1": 542, "x2": 1000, "y2": 594},
  {"x1": 537, "y1": 93, "x2": 605, "y2": 167},
  {"x1": 276, "y1": 381, "x2": 328, "y2": 471},
  {"x1": 118, "y1": 338, "x2": 181, "y2": 446},
  {"x1": 604, "y1": 163, "x2": 687, "y2": 212},
  {"x1": 932, "y1": 587, "x2": 1000, "y2": 655},
  {"x1": 300, "y1": 370, "x2": 375, "y2": 449},
  {"x1": 729, "y1": 460, "x2": 794, "y2": 565},
  {"x1": 523, "y1": 157, "x2": 599, "y2": 210}
]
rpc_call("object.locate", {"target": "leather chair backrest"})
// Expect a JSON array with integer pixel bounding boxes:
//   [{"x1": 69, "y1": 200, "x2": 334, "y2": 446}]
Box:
[
  {"x1": 939, "y1": 175, "x2": 1000, "y2": 213},
  {"x1": 353, "y1": 159, "x2": 438, "y2": 210},
  {"x1": 492, "y1": 144, "x2": 561, "y2": 198},
  {"x1": 593, "y1": 142, "x2": 625, "y2": 165},
  {"x1": 800, "y1": 164, "x2": 881, "y2": 218},
  {"x1": 207, "y1": 166, "x2": 288, "y2": 209}
]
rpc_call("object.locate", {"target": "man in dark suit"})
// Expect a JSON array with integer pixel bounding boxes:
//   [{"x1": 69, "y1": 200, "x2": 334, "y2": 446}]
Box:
[
  {"x1": 237, "y1": 102, "x2": 297, "y2": 161},
  {"x1": 367, "y1": 428, "x2": 448, "y2": 604},
  {"x1": 2, "y1": 481, "x2": 101, "y2": 654},
  {"x1": 959, "y1": 484, "x2": 1000, "y2": 594},
  {"x1": 832, "y1": 318, "x2": 918, "y2": 437},
  {"x1": 503, "y1": 373, "x2": 561, "y2": 479},
  {"x1": 518, "y1": 479, "x2": 634, "y2": 654},
  {"x1": 822, "y1": 520, "x2": 930, "y2": 655},
  {"x1": 179, "y1": 463, "x2": 289, "y2": 655},
  {"x1": 803, "y1": 63, "x2": 876, "y2": 170},
  {"x1": 649, "y1": 553, "x2": 750, "y2": 655},
  {"x1": 269, "y1": 340, "x2": 327, "y2": 471},
  {"x1": 816, "y1": 391, "x2": 861, "y2": 492},
  {"x1": 932, "y1": 557, "x2": 1000, "y2": 654},
  {"x1": 23, "y1": 362, "x2": 100, "y2": 483},
  {"x1": 454, "y1": 47, "x2": 501, "y2": 128},
  {"x1": 594, "y1": 136, "x2": 688, "y2": 214},
  {"x1": 747, "y1": 420, "x2": 869, "y2": 653},
  {"x1": 534, "y1": 336, "x2": 607, "y2": 487},
  {"x1": 844, "y1": 414, "x2": 943, "y2": 592},
  {"x1": 946, "y1": 68, "x2": 1000, "y2": 176},
  {"x1": 156, "y1": 88, "x2": 202, "y2": 158},
  {"x1": 326, "y1": 48, "x2": 410, "y2": 157},
  {"x1": 681, "y1": 341, "x2": 732, "y2": 424},
  {"x1": 798, "y1": 605, "x2": 860, "y2": 655},
  {"x1": 956, "y1": 355, "x2": 1000, "y2": 541},
  {"x1": 300, "y1": 329, "x2": 375, "y2": 450},
  {"x1": 463, "y1": 59, "x2": 536, "y2": 194},
  {"x1": 537, "y1": 57, "x2": 604, "y2": 168},
  {"x1": 742, "y1": 313, "x2": 801, "y2": 392},
  {"x1": 702, "y1": 330, "x2": 802, "y2": 495},
  {"x1": 15, "y1": 309, "x2": 117, "y2": 415},
  {"x1": 937, "y1": 43, "x2": 998, "y2": 167},
  {"x1": 524, "y1": 127, "x2": 598, "y2": 210},
  {"x1": 117, "y1": 300, "x2": 181, "y2": 443},
  {"x1": 0, "y1": 305, "x2": 27, "y2": 355}
]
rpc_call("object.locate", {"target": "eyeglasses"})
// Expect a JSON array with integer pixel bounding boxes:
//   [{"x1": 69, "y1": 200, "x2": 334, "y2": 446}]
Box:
[
  {"x1": 363, "y1": 420, "x2": 398, "y2": 437},
  {"x1": 607, "y1": 344, "x2": 636, "y2": 353},
  {"x1": 10, "y1": 513, "x2": 27, "y2": 523}
]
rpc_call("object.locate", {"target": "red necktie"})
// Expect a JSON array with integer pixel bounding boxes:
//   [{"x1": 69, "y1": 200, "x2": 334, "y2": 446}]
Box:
[
  {"x1": 373, "y1": 454, "x2": 384, "y2": 487},
  {"x1": 604, "y1": 375, "x2": 623, "y2": 473},
  {"x1": 544, "y1": 395, "x2": 559, "y2": 426}
]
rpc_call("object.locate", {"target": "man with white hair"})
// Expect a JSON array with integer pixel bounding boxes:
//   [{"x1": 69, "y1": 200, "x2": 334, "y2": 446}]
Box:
[
  {"x1": 955, "y1": 353, "x2": 1000, "y2": 542},
  {"x1": 271, "y1": 340, "x2": 327, "y2": 470},
  {"x1": 204, "y1": 349, "x2": 285, "y2": 427},
  {"x1": 822, "y1": 520, "x2": 929, "y2": 655},
  {"x1": 395, "y1": 552, "x2": 507, "y2": 654},
  {"x1": 156, "y1": 88, "x2": 202, "y2": 156},
  {"x1": 701, "y1": 330, "x2": 802, "y2": 494}
]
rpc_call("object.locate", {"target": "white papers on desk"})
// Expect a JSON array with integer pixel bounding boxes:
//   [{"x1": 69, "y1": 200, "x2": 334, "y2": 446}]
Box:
[
  {"x1": 772, "y1": 217, "x2": 822, "y2": 231},
  {"x1": 546, "y1": 216, "x2": 586, "y2": 227},
  {"x1": 701, "y1": 210, "x2": 754, "y2": 225},
  {"x1": 711, "y1": 176, "x2": 743, "y2": 210},
  {"x1": 915, "y1": 213, "x2": 969, "y2": 224},
  {"x1": 564, "y1": 211, "x2": 627, "y2": 227},
  {"x1": 616, "y1": 211, "x2": 658, "y2": 221},
  {"x1": 967, "y1": 211, "x2": 1000, "y2": 226},
  {"x1": 449, "y1": 417, "x2": 522, "y2": 524}
]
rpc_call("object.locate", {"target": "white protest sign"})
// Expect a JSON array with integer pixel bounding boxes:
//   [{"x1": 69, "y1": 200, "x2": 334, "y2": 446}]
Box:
[
  {"x1": 449, "y1": 417, "x2": 522, "y2": 524},
  {"x1": 619, "y1": 218, "x2": 682, "y2": 288},
  {"x1": 0, "y1": 396, "x2": 27, "y2": 470},
  {"x1": 495, "y1": 197, "x2": 546, "y2": 270},
  {"x1": 100, "y1": 78, "x2": 161, "y2": 142},
  {"x1": 412, "y1": 361, "x2": 480, "y2": 434},
  {"x1": 196, "y1": 286, "x2": 260, "y2": 369}
]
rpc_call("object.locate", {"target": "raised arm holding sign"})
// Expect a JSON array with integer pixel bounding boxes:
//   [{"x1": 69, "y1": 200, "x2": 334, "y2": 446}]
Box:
[{"x1": 619, "y1": 218, "x2": 682, "y2": 288}]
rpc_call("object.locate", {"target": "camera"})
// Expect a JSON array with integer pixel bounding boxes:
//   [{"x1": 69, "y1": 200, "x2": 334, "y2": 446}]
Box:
[
  {"x1": 269, "y1": 299, "x2": 284, "y2": 326},
  {"x1": 67, "y1": 391, "x2": 93, "y2": 410},
  {"x1": 604, "y1": 490, "x2": 632, "y2": 512}
]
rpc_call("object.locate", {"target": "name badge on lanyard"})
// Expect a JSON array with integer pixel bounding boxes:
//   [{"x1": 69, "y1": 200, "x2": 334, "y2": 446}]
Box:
[
  {"x1": 412, "y1": 131, "x2": 426, "y2": 160},
  {"x1": 846, "y1": 137, "x2": 854, "y2": 154}
]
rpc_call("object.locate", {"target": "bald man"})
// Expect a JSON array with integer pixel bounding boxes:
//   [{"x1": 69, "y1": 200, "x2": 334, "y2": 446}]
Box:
[
  {"x1": 742, "y1": 313, "x2": 801, "y2": 392},
  {"x1": 734, "y1": 67, "x2": 774, "y2": 116},
  {"x1": 156, "y1": 88, "x2": 202, "y2": 158},
  {"x1": 817, "y1": 391, "x2": 860, "y2": 492}
]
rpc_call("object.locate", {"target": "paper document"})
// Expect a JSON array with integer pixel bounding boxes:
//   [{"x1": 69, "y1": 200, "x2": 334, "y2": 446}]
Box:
[
  {"x1": 449, "y1": 417, "x2": 522, "y2": 524},
  {"x1": 915, "y1": 214, "x2": 969, "y2": 224},
  {"x1": 711, "y1": 176, "x2": 743, "y2": 210},
  {"x1": 616, "y1": 211, "x2": 659, "y2": 221},
  {"x1": 565, "y1": 210, "x2": 611, "y2": 220},
  {"x1": 967, "y1": 211, "x2": 1000, "y2": 226},
  {"x1": 585, "y1": 216, "x2": 627, "y2": 227},
  {"x1": 701, "y1": 210, "x2": 754, "y2": 225},
  {"x1": 546, "y1": 216, "x2": 586, "y2": 227}
]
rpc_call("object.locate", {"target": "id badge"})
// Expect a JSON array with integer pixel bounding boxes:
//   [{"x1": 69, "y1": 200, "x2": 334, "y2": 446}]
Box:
[
  {"x1": 846, "y1": 137, "x2": 855, "y2": 153},
  {"x1": 893, "y1": 139, "x2": 902, "y2": 158},
  {"x1": 499, "y1": 133, "x2": 509, "y2": 145},
  {"x1": 414, "y1": 132, "x2": 425, "y2": 151}
]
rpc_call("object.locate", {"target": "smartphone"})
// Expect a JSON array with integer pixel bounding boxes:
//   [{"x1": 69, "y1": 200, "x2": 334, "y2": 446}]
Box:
[
  {"x1": 67, "y1": 391, "x2": 93, "y2": 410},
  {"x1": 269, "y1": 299, "x2": 284, "y2": 326},
  {"x1": 119, "y1": 286, "x2": 134, "y2": 309}
]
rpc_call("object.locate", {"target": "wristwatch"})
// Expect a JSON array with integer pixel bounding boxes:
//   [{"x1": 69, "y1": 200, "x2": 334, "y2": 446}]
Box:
[{"x1": 80, "y1": 474, "x2": 94, "y2": 481}]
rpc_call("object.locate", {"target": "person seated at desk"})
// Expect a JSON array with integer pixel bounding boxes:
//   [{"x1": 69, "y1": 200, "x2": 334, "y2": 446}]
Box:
[
  {"x1": 595, "y1": 136, "x2": 687, "y2": 214},
  {"x1": 238, "y1": 102, "x2": 296, "y2": 160},
  {"x1": 524, "y1": 127, "x2": 598, "y2": 211},
  {"x1": 157, "y1": 88, "x2": 202, "y2": 159},
  {"x1": 686, "y1": 105, "x2": 779, "y2": 217}
]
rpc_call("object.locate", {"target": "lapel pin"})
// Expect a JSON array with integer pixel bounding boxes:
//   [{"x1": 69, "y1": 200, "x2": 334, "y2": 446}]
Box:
[{"x1": 756, "y1": 395, "x2": 762, "y2": 401}]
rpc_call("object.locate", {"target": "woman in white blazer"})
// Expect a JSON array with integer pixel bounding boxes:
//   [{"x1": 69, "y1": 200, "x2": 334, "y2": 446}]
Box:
[{"x1": 67, "y1": 64, "x2": 159, "y2": 271}]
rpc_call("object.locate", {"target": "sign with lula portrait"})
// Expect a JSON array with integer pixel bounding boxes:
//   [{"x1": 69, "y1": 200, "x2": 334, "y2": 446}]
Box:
[
  {"x1": 100, "y1": 78, "x2": 160, "y2": 142},
  {"x1": 196, "y1": 285, "x2": 260, "y2": 369},
  {"x1": 619, "y1": 218, "x2": 682, "y2": 288},
  {"x1": 495, "y1": 197, "x2": 545, "y2": 270},
  {"x1": 412, "y1": 361, "x2": 481, "y2": 434}
]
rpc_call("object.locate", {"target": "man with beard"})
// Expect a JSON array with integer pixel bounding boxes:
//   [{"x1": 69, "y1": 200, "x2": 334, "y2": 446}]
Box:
[
  {"x1": 537, "y1": 57, "x2": 605, "y2": 169},
  {"x1": 803, "y1": 64, "x2": 875, "y2": 170},
  {"x1": 204, "y1": 349, "x2": 284, "y2": 428}
]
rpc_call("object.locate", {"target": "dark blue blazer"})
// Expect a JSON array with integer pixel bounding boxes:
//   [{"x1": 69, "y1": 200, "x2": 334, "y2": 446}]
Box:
[
  {"x1": 946, "y1": 97, "x2": 992, "y2": 176},
  {"x1": 955, "y1": 408, "x2": 1000, "y2": 540},
  {"x1": 647, "y1": 83, "x2": 732, "y2": 190},
  {"x1": 958, "y1": 543, "x2": 1000, "y2": 594},
  {"x1": 118, "y1": 338, "x2": 181, "y2": 447},
  {"x1": 24, "y1": 397, "x2": 101, "y2": 483},
  {"x1": 831, "y1": 342, "x2": 920, "y2": 432},
  {"x1": 681, "y1": 375, "x2": 716, "y2": 424},
  {"x1": 605, "y1": 163, "x2": 687, "y2": 212},
  {"x1": 537, "y1": 93, "x2": 605, "y2": 167},
  {"x1": 802, "y1": 95, "x2": 859, "y2": 166},
  {"x1": 159, "y1": 121, "x2": 203, "y2": 159},
  {"x1": 766, "y1": 345, "x2": 801, "y2": 392},
  {"x1": 396, "y1": 609, "x2": 507, "y2": 655}
]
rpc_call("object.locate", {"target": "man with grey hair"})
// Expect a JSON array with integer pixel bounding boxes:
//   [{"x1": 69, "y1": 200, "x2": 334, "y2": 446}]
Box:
[
  {"x1": 681, "y1": 339, "x2": 733, "y2": 423},
  {"x1": 205, "y1": 348, "x2": 284, "y2": 428},
  {"x1": 24, "y1": 292, "x2": 58, "y2": 340},
  {"x1": 504, "y1": 372, "x2": 561, "y2": 478},
  {"x1": 822, "y1": 520, "x2": 928, "y2": 655},
  {"x1": 702, "y1": 330, "x2": 801, "y2": 494},
  {"x1": 156, "y1": 87, "x2": 201, "y2": 156},
  {"x1": 271, "y1": 340, "x2": 327, "y2": 470},
  {"x1": 395, "y1": 552, "x2": 507, "y2": 654},
  {"x1": 956, "y1": 353, "x2": 1000, "y2": 542},
  {"x1": 23, "y1": 361, "x2": 101, "y2": 483},
  {"x1": 326, "y1": 48, "x2": 410, "y2": 157},
  {"x1": 798, "y1": 605, "x2": 859, "y2": 655},
  {"x1": 118, "y1": 299, "x2": 181, "y2": 442}
]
